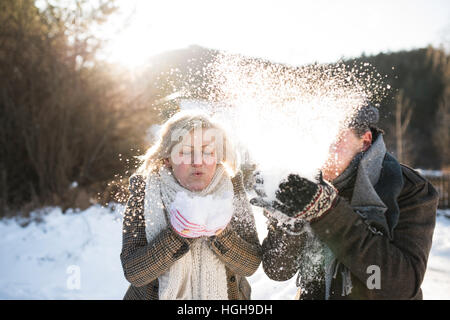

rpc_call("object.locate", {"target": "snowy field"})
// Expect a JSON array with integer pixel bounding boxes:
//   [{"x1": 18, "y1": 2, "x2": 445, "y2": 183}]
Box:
[{"x1": 0, "y1": 204, "x2": 449, "y2": 300}]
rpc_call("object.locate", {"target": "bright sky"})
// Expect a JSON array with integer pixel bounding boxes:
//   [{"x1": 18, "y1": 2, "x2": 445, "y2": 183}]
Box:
[{"x1": 100, "y1": 0, "x2": 450, "y2": 69}]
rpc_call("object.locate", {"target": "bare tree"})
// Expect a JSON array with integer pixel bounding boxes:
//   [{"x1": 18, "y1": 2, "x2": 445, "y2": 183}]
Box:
[
  {"x1": 395, "y1": 89, "x2": 413, "y2": 164},
  {"x1": 0, "y1": 0, "x2": 153, "y2": 214},
  {"x1": 433, "y1": 61, "x2": 450, "y2": 170}
]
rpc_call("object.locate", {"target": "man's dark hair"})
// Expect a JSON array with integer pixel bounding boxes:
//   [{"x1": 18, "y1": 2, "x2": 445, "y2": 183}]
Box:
[{"x1": 348, "y1": 102, "x2": 380, "y2": 137}]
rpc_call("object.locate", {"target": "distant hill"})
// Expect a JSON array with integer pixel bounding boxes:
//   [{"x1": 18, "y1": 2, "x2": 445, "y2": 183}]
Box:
[
  {"x1": 344, "y1": 47, "x2": 449, "y2": 169},
  {"x1": 139, "y1": 45, "x2": 449, "y2": 169}
]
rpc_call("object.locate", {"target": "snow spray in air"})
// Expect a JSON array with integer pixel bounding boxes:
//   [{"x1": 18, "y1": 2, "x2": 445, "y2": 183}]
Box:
[{"x1": 203, "y1": 53, "x2": 389, "y2": 200}]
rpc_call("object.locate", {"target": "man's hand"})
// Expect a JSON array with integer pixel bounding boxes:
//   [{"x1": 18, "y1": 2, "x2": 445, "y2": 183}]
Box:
[{"x1": 250, "y1": 172, "x2": 338, "y2": 223}]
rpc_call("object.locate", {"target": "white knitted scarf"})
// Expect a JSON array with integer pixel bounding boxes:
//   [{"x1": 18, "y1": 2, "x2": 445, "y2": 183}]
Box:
[{"x1": 143, "y1": 164, "x2": 233, "y2": 300}]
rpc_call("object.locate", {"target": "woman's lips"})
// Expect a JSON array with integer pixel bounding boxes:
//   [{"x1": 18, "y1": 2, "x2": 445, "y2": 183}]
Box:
[{"x1": 192, "y1": 171, "x2": 204, "y2": 177}]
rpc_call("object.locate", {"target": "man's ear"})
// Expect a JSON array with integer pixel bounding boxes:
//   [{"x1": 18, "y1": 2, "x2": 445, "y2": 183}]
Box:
[
  {"x1": 361, "y1": 130, "x2": 372, "y2": 152},
  {"x1": 163, "y1": 158, "x2": 171, "y2": 168}
]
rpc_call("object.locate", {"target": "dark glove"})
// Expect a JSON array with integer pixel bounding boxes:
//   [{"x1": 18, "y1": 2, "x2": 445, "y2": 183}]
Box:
[{"x1": 250, "y1": 172, "x2": 338, "y2": 223}]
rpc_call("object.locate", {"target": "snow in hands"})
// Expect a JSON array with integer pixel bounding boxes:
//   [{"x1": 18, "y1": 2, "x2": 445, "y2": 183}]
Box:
[{"x1": 169, "y1": 191, "x2": 234, "y2": 237}]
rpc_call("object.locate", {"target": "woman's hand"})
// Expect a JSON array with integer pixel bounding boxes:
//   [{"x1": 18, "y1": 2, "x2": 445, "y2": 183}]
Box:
[
  {"x1": 169, "y1": 208, "x2": 231, "y2": 238},
  {"x1": 170, "y1": 208, "x2": 207, "y2": 238}
]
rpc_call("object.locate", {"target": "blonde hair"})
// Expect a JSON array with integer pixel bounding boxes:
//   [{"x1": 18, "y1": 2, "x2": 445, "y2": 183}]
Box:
[{"x1": 136, "y1": 110, "x2": 238, "y2": 177}]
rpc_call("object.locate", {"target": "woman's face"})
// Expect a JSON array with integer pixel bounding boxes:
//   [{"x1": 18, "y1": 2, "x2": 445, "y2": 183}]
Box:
[{"x1": 167, "y1": 128, "x2": 218, "y2": 192}]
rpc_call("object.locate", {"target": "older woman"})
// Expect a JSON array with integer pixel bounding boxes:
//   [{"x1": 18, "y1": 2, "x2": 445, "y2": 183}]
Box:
[{"x1": 120, "y1": 111, "x2": 261, "y2": 300}]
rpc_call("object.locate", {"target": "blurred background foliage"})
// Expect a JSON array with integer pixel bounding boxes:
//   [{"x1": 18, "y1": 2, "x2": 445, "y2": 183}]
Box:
[{"x1": 0, "y1": 0, "x2": 448, "y2": 216}]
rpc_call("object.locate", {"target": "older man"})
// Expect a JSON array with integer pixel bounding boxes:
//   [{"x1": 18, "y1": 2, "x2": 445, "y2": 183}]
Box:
[{"x1": 251, "y1": 104, "x2": 439, "y2": 300}]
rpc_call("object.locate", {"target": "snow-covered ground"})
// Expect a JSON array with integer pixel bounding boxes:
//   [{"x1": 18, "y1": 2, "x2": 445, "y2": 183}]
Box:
[
  {"x1": 0, "y1": 205, "x2": 449, "y2": 300},
  {"x1": 420, "y1": 210, "x2": 450, "y2": 299}
]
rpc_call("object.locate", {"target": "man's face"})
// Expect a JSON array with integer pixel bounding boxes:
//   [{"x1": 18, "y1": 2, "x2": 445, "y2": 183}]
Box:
[
  {"x1": 167, "y1": 128, "x2": 218, "y2": 192},
  {"x1": 322, "y1": 129, "x2": 372, "y2": 181}
]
